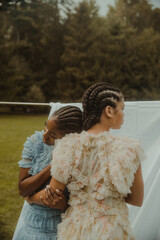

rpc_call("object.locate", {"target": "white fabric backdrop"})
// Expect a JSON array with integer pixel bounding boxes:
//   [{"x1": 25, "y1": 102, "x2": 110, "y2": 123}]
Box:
[{"x1": 49, "y1": 101, "x2": 160, "y2": 240}]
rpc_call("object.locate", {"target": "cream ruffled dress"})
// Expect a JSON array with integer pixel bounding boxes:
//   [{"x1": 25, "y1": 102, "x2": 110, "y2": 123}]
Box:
[{"x1": 51, "y1": 131, "x2": 145, "y2": 240}]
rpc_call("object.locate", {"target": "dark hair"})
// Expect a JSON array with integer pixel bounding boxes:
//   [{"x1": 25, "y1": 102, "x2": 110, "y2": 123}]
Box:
[
  {"x1": 82, "y1": 82, "x2": 123, "y2": 130},
  {"x1": 50, "y1": 105, "x2": 82, "y2": 134}
]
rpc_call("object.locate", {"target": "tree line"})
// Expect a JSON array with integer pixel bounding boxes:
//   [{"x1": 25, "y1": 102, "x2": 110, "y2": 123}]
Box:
[{"x1": 0, "y1": 0, "x2": 160, "y2": 109}]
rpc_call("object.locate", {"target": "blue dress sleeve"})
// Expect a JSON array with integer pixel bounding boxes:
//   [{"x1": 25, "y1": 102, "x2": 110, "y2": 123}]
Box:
[{"x1": 18, "y1": 133, "x2": 37, "y2": 168}]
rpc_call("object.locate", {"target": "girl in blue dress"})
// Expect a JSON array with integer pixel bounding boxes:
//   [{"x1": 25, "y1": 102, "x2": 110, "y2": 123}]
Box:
[{"x1": 12, "y1": 105, "x2": 82, "y2": 240}]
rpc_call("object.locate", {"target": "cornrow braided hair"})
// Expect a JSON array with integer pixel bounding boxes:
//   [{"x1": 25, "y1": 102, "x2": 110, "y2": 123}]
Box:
[
  {"x1": 50, "y1": 105, "x2": 82, "y2": 134},
  {"x1": 82, "y1": 82, "x2": 123, "y2": 130}
]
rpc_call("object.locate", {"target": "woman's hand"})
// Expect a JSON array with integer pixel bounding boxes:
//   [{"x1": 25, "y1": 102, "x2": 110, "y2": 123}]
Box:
[{"x1": 40, "y1": 185, "x2": 68, "y2": 211}]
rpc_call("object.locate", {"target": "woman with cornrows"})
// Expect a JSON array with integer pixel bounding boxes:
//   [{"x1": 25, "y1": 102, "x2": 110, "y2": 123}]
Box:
[
  {"x1": 12, "y1": 105, "x2": 83, "y2": 240},
  {"x1": 31, "y1": 82, "x2": 145, "y2": 240}
]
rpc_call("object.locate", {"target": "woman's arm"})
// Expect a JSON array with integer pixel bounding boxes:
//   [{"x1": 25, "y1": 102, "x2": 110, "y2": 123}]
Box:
[
  {"x1": 19, "y1": 165, "x2": 51, "y2": 197},
  {"x1": 125, "y1": 165, "x2": 144, "y2": 207},
  {"x1": 26, "y1": 178, "x2": 68, "y2": 210}
]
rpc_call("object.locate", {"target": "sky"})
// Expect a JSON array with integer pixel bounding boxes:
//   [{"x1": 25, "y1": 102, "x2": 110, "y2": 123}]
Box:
[{"x1": 73, "y1": 0, "x2": 160, "y2": 16}]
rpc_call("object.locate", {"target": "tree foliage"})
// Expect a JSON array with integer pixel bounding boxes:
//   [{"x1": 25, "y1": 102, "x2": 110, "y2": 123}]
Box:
[
  {"x1": 0, "y1": 0, "x2": 160, "y2": 109},
  {"x1": 57, "y1": 0, "x2": 101, "y2": 101}
]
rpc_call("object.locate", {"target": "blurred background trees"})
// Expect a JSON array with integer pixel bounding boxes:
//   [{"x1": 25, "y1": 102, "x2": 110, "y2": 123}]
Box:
[{"x1": 0, "y1": 0, "x2": 160, "y2": 109}]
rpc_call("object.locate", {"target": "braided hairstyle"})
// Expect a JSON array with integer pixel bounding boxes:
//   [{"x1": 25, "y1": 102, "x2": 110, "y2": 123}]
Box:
[
  {"x1": 82, "y1": 82, "x2": 123, "y2": 130},
  {"x1": 50, "y1": 105, "x2": 82, "y2": 134}
]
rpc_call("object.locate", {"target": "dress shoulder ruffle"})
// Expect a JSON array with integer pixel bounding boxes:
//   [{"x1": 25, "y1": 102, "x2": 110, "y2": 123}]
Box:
[
  {"x1": 19, "y1": 131, "x2": 53, "y2": 175},
  {"x1": 51, "y1": 133, "x2": 78, "y2": 184},
  {"x1": 18, "y1": 131, "x2": 40, "y2": 168},
  {"x1": 108, "y1": 136, "x2": 146, "y2": 196}
]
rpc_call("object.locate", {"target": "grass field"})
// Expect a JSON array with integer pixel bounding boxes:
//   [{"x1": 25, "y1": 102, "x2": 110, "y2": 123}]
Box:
[{"x1": 0, "y1": 114, "x2": 47, "y2": 240}]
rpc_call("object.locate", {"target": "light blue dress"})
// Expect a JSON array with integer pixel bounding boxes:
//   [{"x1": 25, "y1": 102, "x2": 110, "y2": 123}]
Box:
[{"x1": 12, "y1": 131, "x2": 63, "y2": 240}]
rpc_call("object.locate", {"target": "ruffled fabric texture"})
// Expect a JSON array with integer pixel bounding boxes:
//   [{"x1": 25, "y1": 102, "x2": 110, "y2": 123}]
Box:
[
  {"x1": 108, "y1": 136, "x2": 146, "y2": 196},
  {"x1": 50, "y1": 133, "x2": 77, "y2": 184},
  {"x1": 57, "y1": 210, "x2": 134, "y2": 240},
  {"x1": 18, "y1": 131, "x2": 53, "y2": 175},
  {"x1": 51, "y1": 131, "x2": 145, "y2": 240}
]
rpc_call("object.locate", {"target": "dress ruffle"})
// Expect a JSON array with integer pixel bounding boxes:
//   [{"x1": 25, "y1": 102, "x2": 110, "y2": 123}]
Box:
[
  {"x1": 57, "y1": 207, "x2": 135, "y2": 240},
  {"x1": 108, "y1": 137, "x2": 146, "y2": 196},
  {"x1": 18, "y1": 159, "x2": 32, "y2": 168},
  {"x1": 51, "y1": 133, "x2": 77, "y2": 184}
]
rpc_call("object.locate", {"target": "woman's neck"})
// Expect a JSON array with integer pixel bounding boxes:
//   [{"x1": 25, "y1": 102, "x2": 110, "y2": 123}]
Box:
[{"x1": 87, "y1": 122, "x2": 110, "y2": 135}]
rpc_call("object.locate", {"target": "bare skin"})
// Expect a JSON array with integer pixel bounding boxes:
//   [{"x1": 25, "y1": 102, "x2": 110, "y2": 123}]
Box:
[
  {"x1": 125, "y1": 165, "x2": 144, "y2": 207},
  {"x1": 27, "y1": 100, "x2": 144, "y2": 208},
  {"x1": 26, "y1": 177, "x2": 65, "y2": 207},
  {"x1": 20, "y1": 165, "x2": 69, "y2": 210},
  {"x1": 26, "y1": 185, "x2": 68, "y2": 211},
  {"x1": 19, "y1": 165, "x2": 51, "y2": 197}
]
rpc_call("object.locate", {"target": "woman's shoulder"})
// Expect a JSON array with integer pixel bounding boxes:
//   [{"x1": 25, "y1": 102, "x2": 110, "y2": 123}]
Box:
[
  {"x1": 22, "y1": 130, "x2": 42, "y2": 152},
  {"x1": 54, "y1": 132, "x2": 81, "y2": 147},
  {"x1": 24, "y1": 130, "x2": 44, "y2": 150},
  {"x1": 108, "y1": 136, "x2": 146, "y2": 195},
  {"x1": 109, "y1": 135, "x2": 145, "y2": 159},
  {"x1": 109, "y1": 135, "x2": 137, "y2": 147},
  {"x1": 21, "y1": 130, "x2": 53, "y2": 175},
  {"x1": 27, "y1": 130, "x2": 43, "y2": 143}
]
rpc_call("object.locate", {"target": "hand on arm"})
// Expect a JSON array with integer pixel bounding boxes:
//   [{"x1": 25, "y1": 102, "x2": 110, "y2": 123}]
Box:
[
  {"x1": 25, "y1": 177, "x2": 68, "y2": 211},
  {"x1": 19, "y1": 164, "x2": 51, "y2": 197},
  {"x1": 125, "y1": 165, "x2": 144, "y2": 207},
  {"x1": 41, "y1": 186, "x2": 68, "y2": 210}
]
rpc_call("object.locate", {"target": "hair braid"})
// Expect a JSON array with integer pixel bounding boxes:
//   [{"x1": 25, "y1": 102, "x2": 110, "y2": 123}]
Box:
[
  {"x1": 50, "y1": 105, "x2": 82, "y2": 134},
  {"x1": 82, "y1": 83, "x2": 107, "y2": 122},
  {"x1": 82, "y1": 82, "x2": 123, "y2": 130}
]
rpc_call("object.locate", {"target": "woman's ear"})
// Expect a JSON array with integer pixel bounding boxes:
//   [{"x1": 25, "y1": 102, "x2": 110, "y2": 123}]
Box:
[{"x1": 104, "y1": 106, "x2": 114, "y2": 118}]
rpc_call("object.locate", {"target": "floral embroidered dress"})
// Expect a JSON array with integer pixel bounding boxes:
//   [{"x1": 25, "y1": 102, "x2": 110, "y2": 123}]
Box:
[
  {"x1": 51, "y1": 131, "x2": 145, "y2": 240},
  {"x1": 12, "y1": 131, "x2": 64, "y2": 240}
]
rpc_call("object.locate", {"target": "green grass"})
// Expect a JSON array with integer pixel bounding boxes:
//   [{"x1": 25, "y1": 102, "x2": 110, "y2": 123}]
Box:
[{"x1": 0, "y1": 114, "x2": 47, "y2": 240}]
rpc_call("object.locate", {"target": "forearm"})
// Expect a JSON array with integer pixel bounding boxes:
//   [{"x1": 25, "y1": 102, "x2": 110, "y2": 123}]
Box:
[
  {"x1": 19, "y1": 165, "x2": 51, "y2": 197},
  {"x1": 26, "y1": 176, "x2": 67, "y2": 210},
  {"x1": 26, "y1": 189, "x2": 46, "y2": 205},
  {"x1": 26, "y1": 186, "x2": 68, "y2": 211}
]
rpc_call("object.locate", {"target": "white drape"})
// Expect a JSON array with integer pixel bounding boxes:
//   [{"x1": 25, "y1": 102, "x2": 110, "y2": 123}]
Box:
[{"x1": 49, "y1": 101, "x2": 160, "y2": 240}]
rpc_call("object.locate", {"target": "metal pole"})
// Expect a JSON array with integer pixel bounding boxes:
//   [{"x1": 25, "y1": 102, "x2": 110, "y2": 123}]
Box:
[{"x1": 0, "y1": 102, "x2": 50, "y2": 106}]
